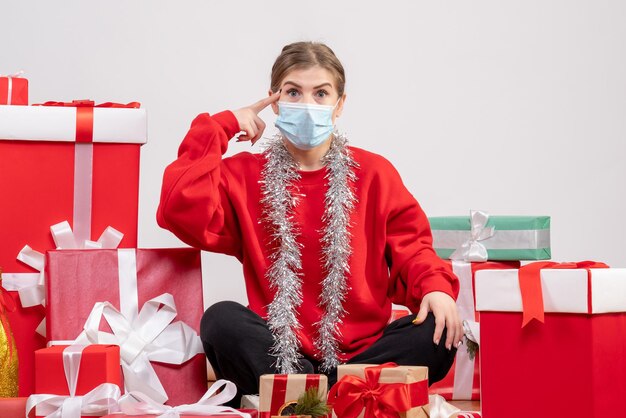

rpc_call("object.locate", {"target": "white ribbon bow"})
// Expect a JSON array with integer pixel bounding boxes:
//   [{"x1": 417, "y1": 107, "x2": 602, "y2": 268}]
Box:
[
  {"x1": 463, "y1": 320, "x2": 480, "y2": 345},
  {"x1": 427, "y1": 394, "x2": 461, "y2": 418},
  {"x1": 27, "y1": 383, "x2": 121, "y2": 418},
  {"x1": 427, "y1": 394, "x2": 481, "y2": 418},
  {"x1": 0, "y1": 70, "x2": 25, "y2": 78},
  {"x1": 73, "y1": 293, "x2": 204, "y2": 404},
  {"x1": 1, "y1": 221, "x2": 123, "y2": 336},
  {"x1": 26, "y1": 345, "x2": 122, "y2": 418},
  {"x1": 450, "y1": 210, "x2": 495, "y2": 262},
  {"x1": 118, "y1": 380, "x2": 252, "y2": 418}
]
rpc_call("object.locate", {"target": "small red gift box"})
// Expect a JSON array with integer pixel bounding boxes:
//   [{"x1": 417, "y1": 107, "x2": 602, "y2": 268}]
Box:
[
  {"x1": 0, "y1": 101, "x2": 145, "y2": 396},
  {"x1": 429, "y1": 260, "x2": 519, "y2": 401},
  {"x1": 30, "y1": 344, "x2": 122, "y2": 418},
  {"x1": 259, "y1": 374, "x2": 327, "y2": 418},
  {"x1": 46, "y1": 248, "x2": 207, "y2": 406},
  {"x1": 35, "y1": 345, "x2": 122, "y2": 395},
  {"x1": 475, "y1": 262, "x2": 626, "y2": 418},
  {"x1": 0, "y1": 74, "x2": 28, "y2": 105}
]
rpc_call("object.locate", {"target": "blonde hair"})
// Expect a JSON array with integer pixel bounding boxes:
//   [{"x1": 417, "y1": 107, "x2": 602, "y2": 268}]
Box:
[{"x1": 270, "y1": 42, "x2": 346, "y2": 96}]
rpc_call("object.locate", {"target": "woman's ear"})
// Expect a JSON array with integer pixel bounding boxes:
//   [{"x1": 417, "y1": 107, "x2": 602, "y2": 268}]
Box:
[
  {"x1": 269, "y1": 89, "x2": 279, "y2": 115},
  {"x1": 334, "y1": 93, "x2": 347, "y2": 118}
]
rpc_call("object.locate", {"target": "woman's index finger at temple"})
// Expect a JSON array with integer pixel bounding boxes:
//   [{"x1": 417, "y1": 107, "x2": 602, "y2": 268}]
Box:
[{"x1": 250, "y1": 91, "x2": 281, "y2": 113}]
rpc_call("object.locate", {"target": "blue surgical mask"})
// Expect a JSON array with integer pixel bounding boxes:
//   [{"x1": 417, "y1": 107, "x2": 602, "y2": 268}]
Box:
[{"x1": 275, "y1": 101, "x2": 338, "y2": 150}]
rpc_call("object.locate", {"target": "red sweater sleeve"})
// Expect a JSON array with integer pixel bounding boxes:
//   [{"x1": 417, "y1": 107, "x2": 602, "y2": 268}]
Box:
[
  {"x1": 157, "y1": 111, "x2": 243, "y2": 257},
  {"x1": 383, "y1": 164, "x2": 459, "y2": 313}
]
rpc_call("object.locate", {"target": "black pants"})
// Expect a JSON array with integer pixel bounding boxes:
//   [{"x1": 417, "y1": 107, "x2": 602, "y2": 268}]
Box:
[{"x1": 200, "y1": 301, "x2": 456, "y2": 398}]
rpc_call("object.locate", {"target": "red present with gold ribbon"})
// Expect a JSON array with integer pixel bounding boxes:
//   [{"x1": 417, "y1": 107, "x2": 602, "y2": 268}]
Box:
[
  {"x1": 429, "y1": 260, "x2": 519, "y2": 401},
  {"x1": 0, "y1": 73, "x2": 28, "y2": 105},
  {"x1": 45, "y1": 248, "x2": 208, "y2": 407},
  {"x1": 329, "y1": 363, "x2": 429, "y2": 418},
  {"x1": 259, "y1": 374, "x2": 327, "y2": 418},
  {"x1": 475, "y1": 261, "x2": 626, "y2": 418},
  {"x1": 0, "y1": 100, "x2": 145, "y2": 397}
]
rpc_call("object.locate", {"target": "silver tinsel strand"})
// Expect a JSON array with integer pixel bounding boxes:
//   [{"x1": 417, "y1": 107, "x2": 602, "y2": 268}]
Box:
[
  {"x1": 314, "y1": 132, "x2": 358, "y2": 371},
  {"x1": 260, "y1": 132, "x2": 358, "y2": 374},
  {"x1": 260, "y1": 134, "x2": 304, "y2": 374}
]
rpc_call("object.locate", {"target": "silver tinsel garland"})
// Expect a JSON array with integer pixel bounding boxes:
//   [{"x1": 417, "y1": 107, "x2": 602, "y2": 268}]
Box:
[{"x1": 260, "y1": 132, "x2": 358, "y2": 373}]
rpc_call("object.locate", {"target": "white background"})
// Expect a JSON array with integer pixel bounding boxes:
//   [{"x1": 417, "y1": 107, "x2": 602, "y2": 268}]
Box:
[{"x1": 3, "y1": 1, "x2": 625, "y2": 307}]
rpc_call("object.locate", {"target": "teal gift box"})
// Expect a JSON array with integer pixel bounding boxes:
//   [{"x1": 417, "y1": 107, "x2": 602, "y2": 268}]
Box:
[{"x1": 429, "y1": 211, "x2": 551, "y2": 261}]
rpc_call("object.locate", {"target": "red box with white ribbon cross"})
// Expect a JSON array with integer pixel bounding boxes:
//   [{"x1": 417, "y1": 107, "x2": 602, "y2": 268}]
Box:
[
  {"x1": 0, "y1": 74, "x2": 28, "y2": 105},
  {"x1": 30, "y1": 345, "x2": 122, "y2": 418},
  {"x1": 0, "y1": 101, "x2": 146, "y2": 397},
  {"x1": 45, "y1": 248, "x2": 207, "y2": 407}
]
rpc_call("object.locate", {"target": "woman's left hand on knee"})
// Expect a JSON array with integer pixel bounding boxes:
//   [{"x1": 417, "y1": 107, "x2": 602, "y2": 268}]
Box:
[{"x1": 413, "y1": 291, "x2": 463, "y2": 351}]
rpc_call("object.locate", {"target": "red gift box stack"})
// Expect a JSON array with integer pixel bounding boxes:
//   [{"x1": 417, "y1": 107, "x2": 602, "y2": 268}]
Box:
[
  {"x1": 0, "y1": 95, "x2": 146, "y2": 396},
  {"x1": 0, "y1": 75, "x2": 246, "y2": 417}
]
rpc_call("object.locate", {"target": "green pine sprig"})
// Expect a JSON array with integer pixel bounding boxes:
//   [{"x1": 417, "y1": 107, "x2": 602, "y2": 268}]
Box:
[
  {"x1": 289, "y1": 387, "x2": 330, "y2": 417},
  {"x1": 466, "y1": 337, "x2": 479, "y2": 361}
]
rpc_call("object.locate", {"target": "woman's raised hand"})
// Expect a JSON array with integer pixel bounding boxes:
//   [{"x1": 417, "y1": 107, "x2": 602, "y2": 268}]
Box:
[{"x1": 232, "y1": 91, "x2": 281, "y2": 145}]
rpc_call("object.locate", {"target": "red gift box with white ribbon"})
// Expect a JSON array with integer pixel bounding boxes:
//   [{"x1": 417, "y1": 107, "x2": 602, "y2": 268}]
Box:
[
  {"x1": 0, "y1": 73, "x2": 28, "y2": 105},
  {"x1": 28, "y1": 344, "x2": 122, "y2": 418},
  {"x1": 0, "y1": 101, "x2": 146, "y2": 397},
  {"x1": 45, "y1": 248, "x2": 207, "y2": 407},
  {"x1": 429, "y1": 260, "x2": 519, "y2": 401},
  {"x1": 475, "y1": 262, "x2": 626, "y2": 418}
]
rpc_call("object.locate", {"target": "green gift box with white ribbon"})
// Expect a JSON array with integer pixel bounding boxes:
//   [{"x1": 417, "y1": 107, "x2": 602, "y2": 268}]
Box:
[{"x1": 428, "y1": 211, "x2": 551, "y2": 261}]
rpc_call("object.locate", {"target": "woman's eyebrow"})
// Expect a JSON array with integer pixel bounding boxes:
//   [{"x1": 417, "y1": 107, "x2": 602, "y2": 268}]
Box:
[
  {"x1": 282, "y1": 81, "x2": 302, "y2": 88},
  {"x1": 282, "y1": 81, "x2": 333, "y2": 90}
]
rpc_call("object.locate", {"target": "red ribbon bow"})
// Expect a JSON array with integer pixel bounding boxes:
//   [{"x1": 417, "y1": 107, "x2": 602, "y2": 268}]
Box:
[
  {"x1": 32, "y1": 100, "x2": 141, "y2": 143},
  {"x1": 0, "y1": 284, "x2": 17, "y2": 359},
  {"x1": 519, "y1": 261, "x2": 610, "y2": 327},
  {"x1": 328, "y1": 363, "x2": 429, "y2": 418}
]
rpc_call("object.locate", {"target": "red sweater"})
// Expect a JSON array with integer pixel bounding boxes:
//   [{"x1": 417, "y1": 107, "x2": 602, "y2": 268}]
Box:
[{"x1": 157, "y1": 111, "x2": 459, "y2": 361}]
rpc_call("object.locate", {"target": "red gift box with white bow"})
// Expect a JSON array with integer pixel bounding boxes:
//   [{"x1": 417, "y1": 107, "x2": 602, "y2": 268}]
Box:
[
  {"x1": 28, "y1": 344, "x2": 122, "y2": 418},
  {"x1": 45, "y1": 248, "x2": 208, "y2": 407},
  {"x1": 0, "y1": 101, "x2": 146, "y2": 397},
  {"x1": 0, "y1": 73, "x2": 28, "y2": 105}
]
